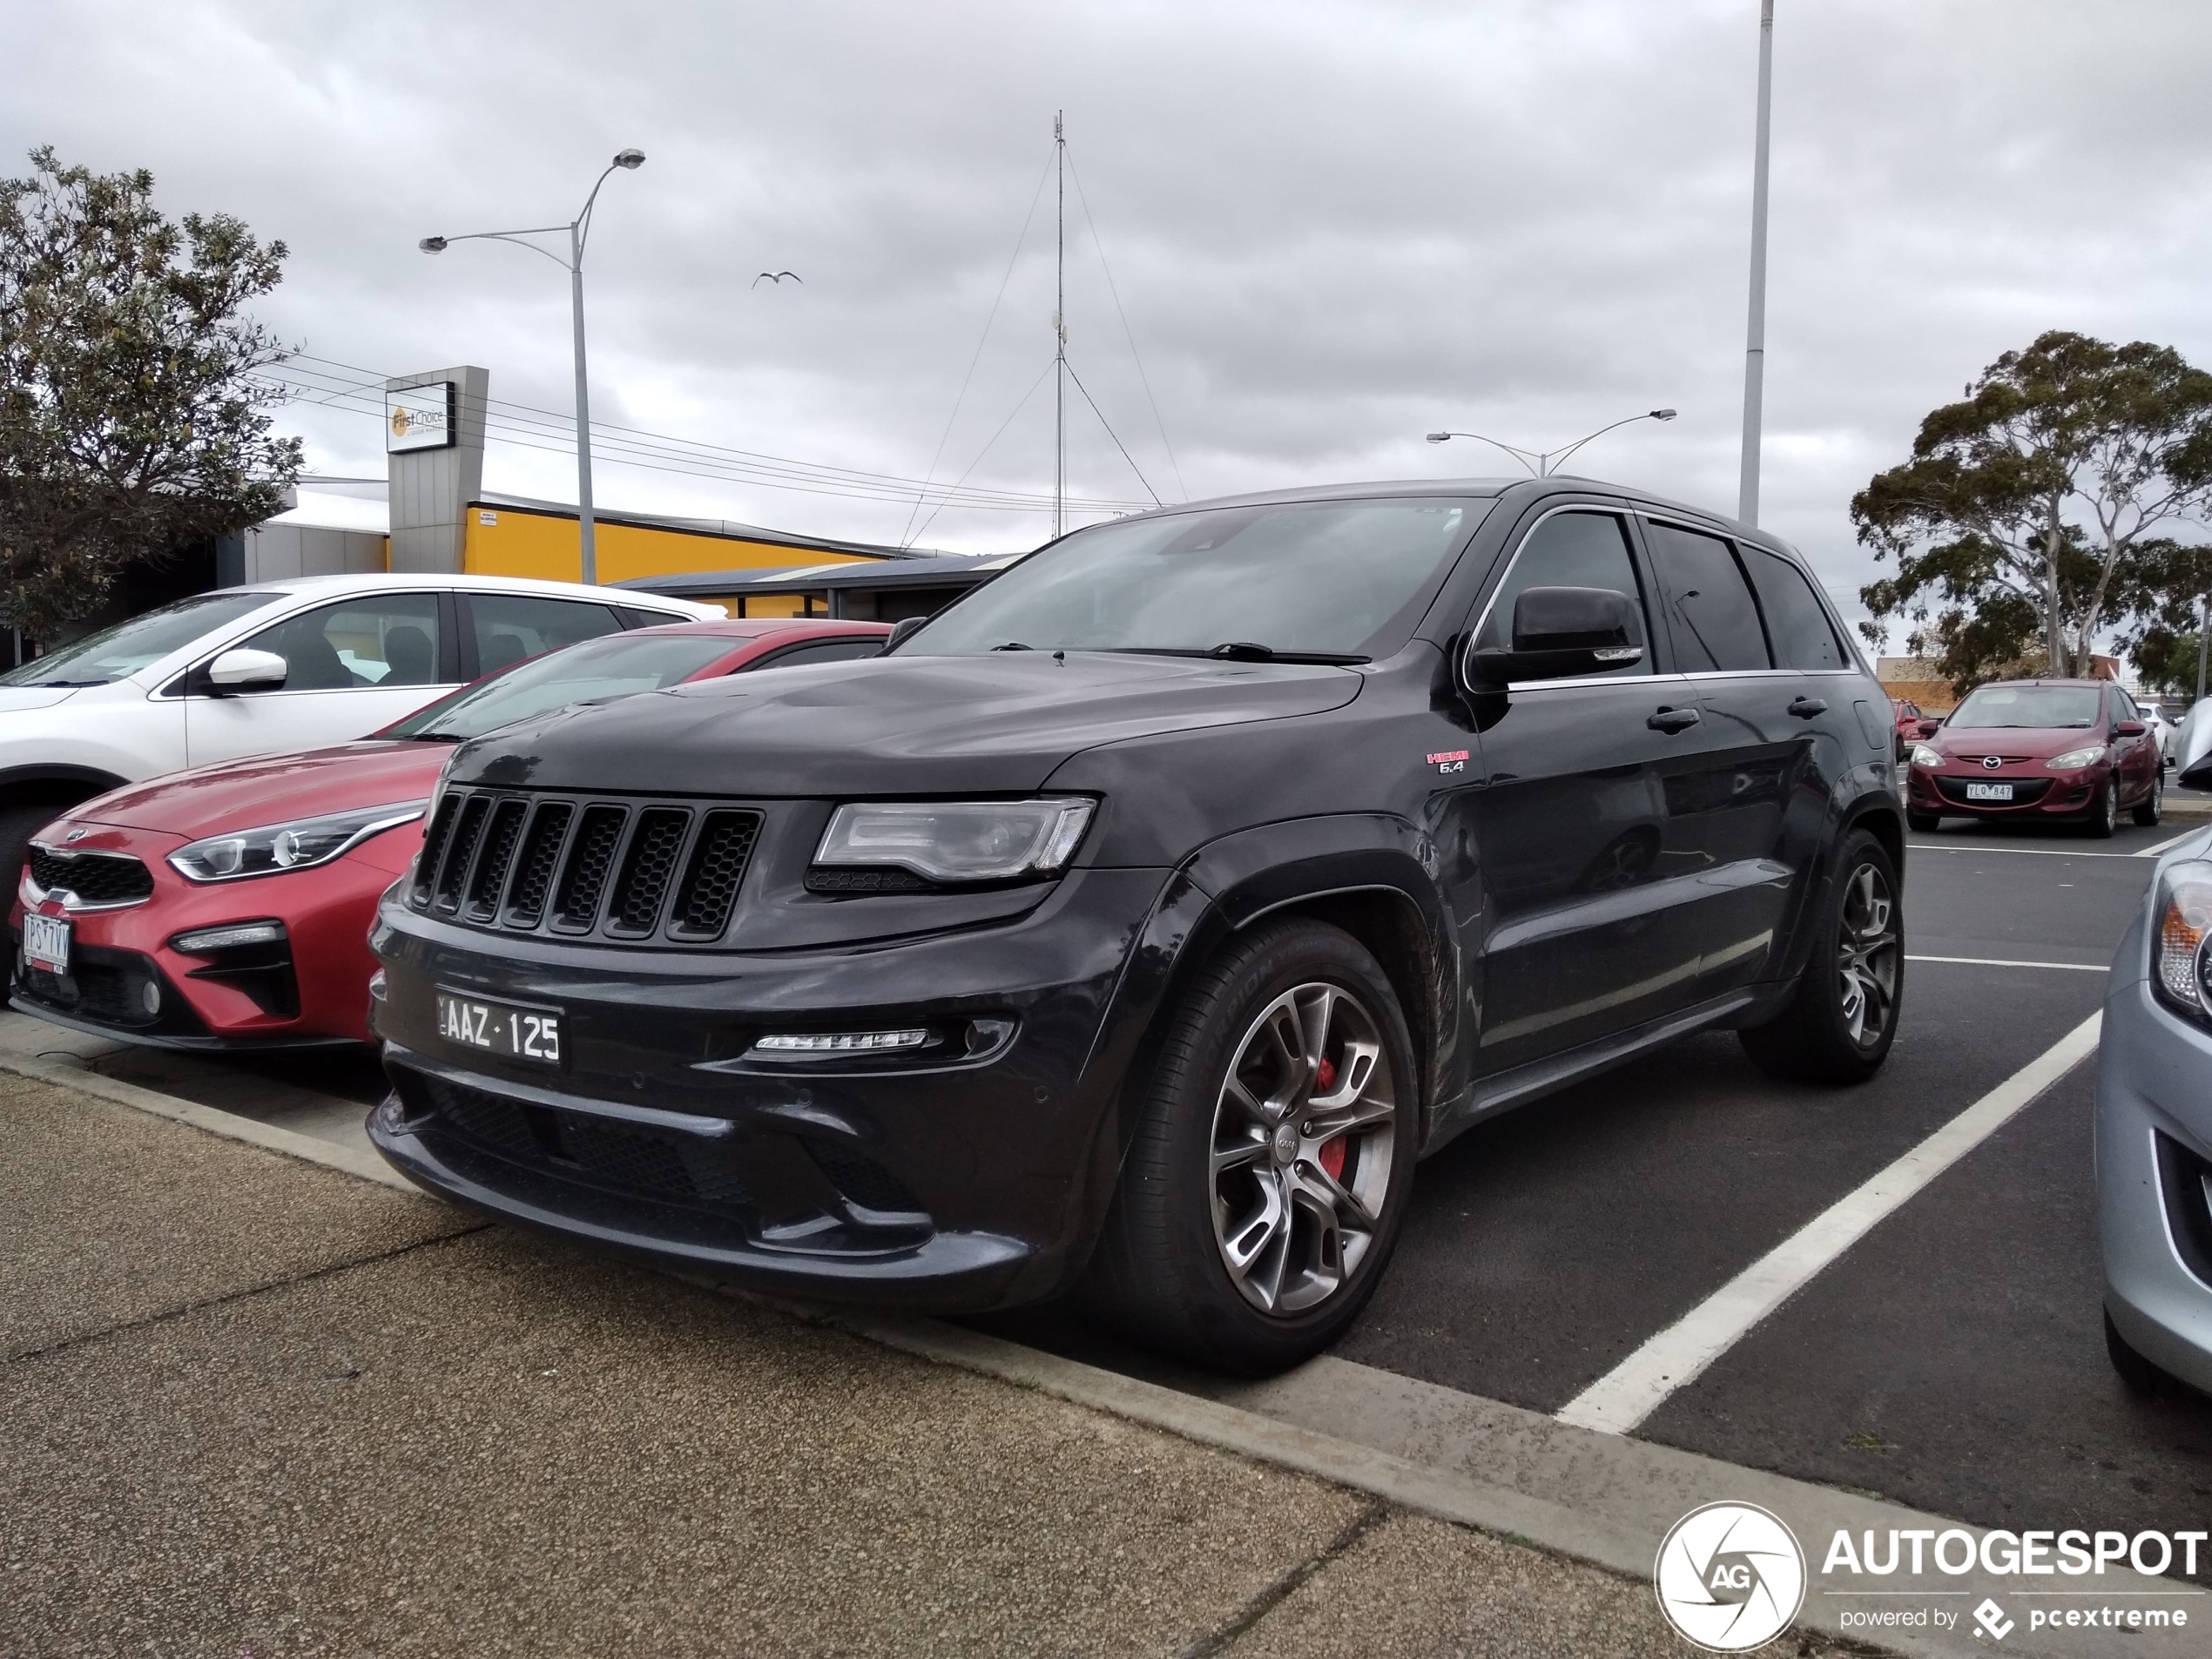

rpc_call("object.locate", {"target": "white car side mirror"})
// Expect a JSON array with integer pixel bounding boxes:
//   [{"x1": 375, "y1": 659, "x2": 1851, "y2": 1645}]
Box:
[
  {"x1": 206, "y1": 648, "x2": 288, "y2": 694},
  {"x1": 2177, "y1": 702, "x2": 2212, "y2": 789}
]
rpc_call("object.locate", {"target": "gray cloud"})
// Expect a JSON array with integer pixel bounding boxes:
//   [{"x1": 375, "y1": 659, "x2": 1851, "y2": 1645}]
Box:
[{"x1": 9, "y1": 0, "x2": 2212, "y2": 636}]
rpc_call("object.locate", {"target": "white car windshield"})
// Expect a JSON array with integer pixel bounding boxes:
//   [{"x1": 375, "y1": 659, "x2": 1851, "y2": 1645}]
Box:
[
  {"x1": 1947, "y1": 685, "x2": 2102, "y2": 729},
  {"x1": 0, "y1": 591, "x2": 282, "y2": 687},
  {"x1": 381, "y1": 631, "x2": 745, "y2": 740},
  {"x1": 905, "y1": 499, "x2": 1491, "y2": 662}
]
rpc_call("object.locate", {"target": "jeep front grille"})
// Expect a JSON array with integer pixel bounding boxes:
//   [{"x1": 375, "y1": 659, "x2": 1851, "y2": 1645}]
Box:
[{"x1": 406, "y1": 787, "x2": 763, "y2": 944}]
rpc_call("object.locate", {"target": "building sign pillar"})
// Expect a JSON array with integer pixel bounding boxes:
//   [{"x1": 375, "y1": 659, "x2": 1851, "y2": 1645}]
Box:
[{"x1": 386, "y1": 366, "x2": 489, "y2": 573}]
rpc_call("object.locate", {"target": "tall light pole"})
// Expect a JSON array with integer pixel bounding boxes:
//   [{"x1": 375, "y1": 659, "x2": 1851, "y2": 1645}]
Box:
[
  {"x1": 1739, "y1": 0, "x2": 1776, "y2": 526},
  {"x1": 421, "y1": 148, "x2": 646, "y2": 585},
  {"x1": 1426, "y1": 410, "x2": 1677, "y2": 475}
]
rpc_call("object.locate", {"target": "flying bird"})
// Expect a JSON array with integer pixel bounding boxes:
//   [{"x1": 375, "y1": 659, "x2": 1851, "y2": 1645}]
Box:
[{"x1": 752, "y1": 271, "x2": 802, "y2": 287}]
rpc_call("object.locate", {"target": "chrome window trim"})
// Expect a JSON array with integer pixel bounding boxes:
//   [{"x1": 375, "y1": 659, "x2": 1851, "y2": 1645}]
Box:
[{"x1": 158, "y1": 588, "x2": 452, "y2": 702}]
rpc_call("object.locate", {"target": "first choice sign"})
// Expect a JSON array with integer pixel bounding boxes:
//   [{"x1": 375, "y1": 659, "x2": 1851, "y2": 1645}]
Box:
[{"x1": 385, "y1": 381, "x2": 455, "y2": 453}]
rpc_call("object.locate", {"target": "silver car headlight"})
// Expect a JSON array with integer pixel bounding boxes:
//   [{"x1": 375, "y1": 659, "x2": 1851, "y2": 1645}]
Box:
[
  {"x1": 2047, "y1": 746, "x2": 2106, "y2": 771},
  {"x1": 813, "y1": 799, "x2": 1095, "y2": 884},
  {"x1": 1910, "y1": 743, "x2": 1943, "y2": 768},
  {"x1": 169, "y1": 800, "x2": 428, "y2": 883},
  {"x1": 2151, "y1": 861, "x2": 2212, "y2": 1028}
]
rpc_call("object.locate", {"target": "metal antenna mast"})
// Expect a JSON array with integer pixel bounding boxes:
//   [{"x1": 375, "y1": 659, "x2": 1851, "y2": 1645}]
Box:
[{"x1": 1054, "y1": 111, "x2": 1067, "y2": 540}]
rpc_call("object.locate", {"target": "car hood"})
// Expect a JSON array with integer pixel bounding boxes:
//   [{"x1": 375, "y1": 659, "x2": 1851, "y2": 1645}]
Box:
[
  {"x1": 1930, "y1": 725, "x2": 2105, "y2": 759},
  {"x1": 0, "y1": 685, "x2": 81, "y2": 714},
  {"x1": 444, "y1": 651, "x2": 1367, "y2": 797},
  {"x1": 75, "y1": 742, "x2": 448, "y2": 837}
]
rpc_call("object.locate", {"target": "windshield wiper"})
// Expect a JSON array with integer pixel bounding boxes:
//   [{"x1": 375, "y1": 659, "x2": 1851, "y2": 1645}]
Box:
[
  {"x1": 1087, "y1": 644, "x2": 1372, "y2": 665},
  {"x1": 23, "y1": 678, "x2": 107, "y2": 688}
]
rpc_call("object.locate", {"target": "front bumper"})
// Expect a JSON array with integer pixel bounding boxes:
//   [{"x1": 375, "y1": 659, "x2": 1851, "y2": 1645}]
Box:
[
  {"x1": 1907, "y1": 763, "x2": 2104, "y2": 819},
  {"x1": 2096, "y1": 922, "x2": 2212, "y2": 1394},
  {"x1": 367, "y1": 865, "x2": 1172, "y2": 1312}
]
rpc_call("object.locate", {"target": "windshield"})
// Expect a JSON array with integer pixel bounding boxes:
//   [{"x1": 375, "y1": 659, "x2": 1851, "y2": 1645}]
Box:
[
  {"x1": 0, "y1": 591, "x2": 281, "y2": 687},
  {"x1": 1948, "y1": 685, "x2": 2103, "y2": 729},
  {"x1": 906, "y1": 498, "x2": 1490, "y2": 661},
  {"x1": 381, "y1": 630, "x2": 744, "y2": 740}
]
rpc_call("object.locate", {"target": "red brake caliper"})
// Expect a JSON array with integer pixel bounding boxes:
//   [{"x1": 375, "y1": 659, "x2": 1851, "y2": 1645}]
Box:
[{"x1": 1314, "y1": 1055, "x2": 1346, "y2": 1181}]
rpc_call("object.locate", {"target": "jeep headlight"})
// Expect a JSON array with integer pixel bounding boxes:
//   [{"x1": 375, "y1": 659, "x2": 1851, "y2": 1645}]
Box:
[
  {"x1": 169, "y1": 801, "x2": 428, "y2": 883},
  {"x1": 813, "y1": 799, "x2": 1094, "y2": 884},
  {"x1": 1910, "y1": 743, "x2": 1943, "y2": 768},
  {"x1": 2047, "y1": 746, "x2": 2106, "y2": 771}
]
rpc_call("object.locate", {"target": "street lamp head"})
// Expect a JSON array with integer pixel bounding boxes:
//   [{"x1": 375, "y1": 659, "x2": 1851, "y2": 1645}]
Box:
[
  {"x1": 418, "y1": 236, "x2": 448, "y2": 253},
  {"x1": 1425, "y1": 432, "x2": 1453, "y2": 444},
  {"x1": 1650, "y1": 408, "x2": 1677, "y2": 421},
  {"x1": 612, "y1": 148, "x2": 646, "y2": 170}
]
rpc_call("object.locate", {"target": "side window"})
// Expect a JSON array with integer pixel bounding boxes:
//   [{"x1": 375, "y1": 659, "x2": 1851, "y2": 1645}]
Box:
[
  {"x1": 469, "y1": 595, "x2": 624, "y2": 674},
  {"x1": 1474, "y1": 512, "x2": 1649, "y2": 673},
  {"x1": 1741, "y1": 546, "x2": 1847, "y2": 671},
  {"x1": 753, "y1": 637, "x2": 888, "y2": 670},
  {"x1": 231, "y1": 593, "x2": 442, "y2": 691},
  {"x1": 1643, "y1": 523, "x2": 1770, "y2": 672}
]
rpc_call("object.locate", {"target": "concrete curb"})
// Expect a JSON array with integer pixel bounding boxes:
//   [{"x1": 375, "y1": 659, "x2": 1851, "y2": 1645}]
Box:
[
  {"x1": 0, "y1": 1049, "x2": 420, "y2": 1197},
  {"x1": 21, "y1": 1050, "x2": 2198, "y2": 1657}
]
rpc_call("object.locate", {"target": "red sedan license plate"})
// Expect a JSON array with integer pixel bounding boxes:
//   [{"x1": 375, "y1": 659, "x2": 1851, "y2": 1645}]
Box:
[
  {"x1": 435, "y1": 989, "x2": 563, "y2": 1068},
  {"x1": 23, "y1": 913, "x2": 70, "y2": 974},
  {"x1": 1964, "y1": 781, "x2": 2013, "y2": 801}
]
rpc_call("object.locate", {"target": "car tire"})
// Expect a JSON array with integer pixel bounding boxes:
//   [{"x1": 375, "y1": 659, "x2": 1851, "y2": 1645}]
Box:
[
  {"x1": 1905, "y1": 808, "x2": 1939, "y2": 833},
  {"x1": 1738, "y1": 829, "x2": 1903, "y2": 1086},
  {"x1": 0, "y1": 799, "x2": 67, "y2": 908},
  {"x1": 2105, "y1": 1309, "x2": 2176, "y2": 1397},
  {"x1": 1082, "y1": 917, "x2": 1420, "y2": 1375},
  {"x1": 2086, "y1": 779, "x2": 2119, "y2": 839},
  {"x1": 2133, "y1": 768, "x2": 2163, "y2": 827}
]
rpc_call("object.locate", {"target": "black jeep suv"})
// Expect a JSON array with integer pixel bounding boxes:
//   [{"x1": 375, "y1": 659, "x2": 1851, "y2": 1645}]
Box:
[{"x1": 368, "y1": 477, "x2": 1903, "y2": 1372}]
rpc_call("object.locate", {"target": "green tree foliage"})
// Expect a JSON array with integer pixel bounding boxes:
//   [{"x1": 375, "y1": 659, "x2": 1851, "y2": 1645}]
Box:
[
  {"x1": 0, "y1": 147, "x2": 301, "y2": 641},
  {"x1": 1851, "y1": 331, "x2": 2212, "y2": 691}
]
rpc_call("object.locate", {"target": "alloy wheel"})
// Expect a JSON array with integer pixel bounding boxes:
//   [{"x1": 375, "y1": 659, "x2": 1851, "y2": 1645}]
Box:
[
  {"x1": 1209, "y1": 981, "x2": 1398, "y2": 1315},
  {"x1": 1836, "y1": 862, "x2": 1900, "y2": 1048}
]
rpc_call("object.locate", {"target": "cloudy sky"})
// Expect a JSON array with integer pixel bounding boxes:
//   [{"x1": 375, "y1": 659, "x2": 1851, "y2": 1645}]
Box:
[{"x1": 9, "y1": 0, "x2": 2212, "y2": 639}]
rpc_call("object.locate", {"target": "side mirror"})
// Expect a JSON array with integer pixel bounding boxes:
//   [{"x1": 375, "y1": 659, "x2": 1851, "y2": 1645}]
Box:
[
  {"x1": 882, "y1": 617, "x2": 927, "y2": 654},
  {"x1": 2116, "y1": 719, "x2": 2146, "y2": 738},
  {"x1": 2178, "y1": 704, "x2": 2212, "y2": 788},
  {"x1": 1917, "y1": 718, "x2": 1942, "y2": 738},
  {"x1": 1464, "y1": 586, "x2": 1642, "y2": 690},
  {"x1": 206, "y1": 648, "x2": 288, "y2": 695}
]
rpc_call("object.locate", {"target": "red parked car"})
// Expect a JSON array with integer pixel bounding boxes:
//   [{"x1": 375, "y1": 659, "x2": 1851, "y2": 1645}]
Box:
[
  {"x1": 1890, "y1": 697, "x2": 1925, "y2": 759},
  {"x1": 1905, "y1": 677, "x2": 2162, "y2": 837},
  {"x1": 7, "y1": 617, "x2": 890, "y2": 1049}
]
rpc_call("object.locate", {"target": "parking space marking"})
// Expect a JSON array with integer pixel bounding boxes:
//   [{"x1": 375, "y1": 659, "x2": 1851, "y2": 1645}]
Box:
[
  {"x1": 1906, "y1": 844, "x2": 2149, "y2": 860},
  {"x1": 2134, "y1": 826, "x2": 2202, "y2": 858},
  {"x1": 1553, "y1": 1010, "x2": 2103, "y2": 1437},
  {"x1": 1905, "y1": 954, "x2": 2106, "y2": 972}
]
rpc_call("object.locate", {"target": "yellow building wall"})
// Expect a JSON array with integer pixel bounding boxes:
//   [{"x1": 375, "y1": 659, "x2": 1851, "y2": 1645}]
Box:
[{"x1": 461, "y1": 504, "x2": 878, "y2": 590}]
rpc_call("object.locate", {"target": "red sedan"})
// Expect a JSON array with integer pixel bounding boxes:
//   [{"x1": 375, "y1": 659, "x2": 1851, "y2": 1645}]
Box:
[
  {"x1": 7, "y1": 618, "x2": 889, "y2": 1049},
  {"x1": 1905, "y1": 677, "x2": 2162, "y2": 837}
]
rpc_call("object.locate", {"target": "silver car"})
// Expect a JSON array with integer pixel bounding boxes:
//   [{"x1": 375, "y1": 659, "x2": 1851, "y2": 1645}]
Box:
[{"x1": 2099, "y1": 708, "x2": 2212, "y2": 1393}]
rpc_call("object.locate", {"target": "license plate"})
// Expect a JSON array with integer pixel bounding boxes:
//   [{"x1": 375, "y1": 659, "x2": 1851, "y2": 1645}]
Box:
[
  {"x1": 1964, "y1": 782, "x2": 2014, "y2": 801},
  {"x1": 435, "y1": 989, "x2": 563, "y2": 1068},
  {"x1": 23, "y1": 913, "x2": 70, "y2": 975}
]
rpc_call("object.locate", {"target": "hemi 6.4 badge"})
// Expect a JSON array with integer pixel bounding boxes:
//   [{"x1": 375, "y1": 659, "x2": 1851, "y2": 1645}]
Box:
[{"x1": 1426, "y1": 749, "x2": 1469, "y2": 774}]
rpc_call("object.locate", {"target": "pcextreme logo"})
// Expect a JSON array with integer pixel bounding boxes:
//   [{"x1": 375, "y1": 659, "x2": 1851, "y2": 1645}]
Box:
[{"x1": 1654, "y1": 1501, "x2": 1808, "y2": 1652}]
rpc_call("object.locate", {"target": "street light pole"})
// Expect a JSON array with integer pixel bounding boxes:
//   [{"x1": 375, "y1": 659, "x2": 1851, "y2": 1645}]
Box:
[
  {"x1": 1426, "y1": 410, "x2": 1677, "y2": 475},
  {"x1": 1739, "y1": 0, "x2": 1776, "y2": 527},
  {"x1": 420, "y1": 148, "x2": 645, "y2": 585}
]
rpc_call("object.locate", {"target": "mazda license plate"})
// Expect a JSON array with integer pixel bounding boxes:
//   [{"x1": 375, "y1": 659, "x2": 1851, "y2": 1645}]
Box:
[
  {"x1": 435, "y1": 989, "x2": 563, "y2": 1068},
  {"x1": 1964, "y1": 781, "x2": 2013, "y2": 802},
  {"x1": 23, "y1": 914, "x2": 70, "y2": 975}
]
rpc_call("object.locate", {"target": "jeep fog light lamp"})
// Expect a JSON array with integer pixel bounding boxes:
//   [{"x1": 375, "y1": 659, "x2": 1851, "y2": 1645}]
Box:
[{"x1": 752, "y1": 1029, "x2": 931, "y2": 1054}]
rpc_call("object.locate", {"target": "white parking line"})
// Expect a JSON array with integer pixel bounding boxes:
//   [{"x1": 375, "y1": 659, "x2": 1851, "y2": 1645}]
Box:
[
  {"x1": 1554, "y1": 1011, "x2": 2103, "y2": 1436},
  {"x1": 1906, "y1": 954, "x2": 2106, "y2": 972},
  {"x1": 2133, "y1": 826, "x2": 2202, "y2": 858},
  {"x1": 1906, "y1": 844, "x2": 2146, "y2": 860}
]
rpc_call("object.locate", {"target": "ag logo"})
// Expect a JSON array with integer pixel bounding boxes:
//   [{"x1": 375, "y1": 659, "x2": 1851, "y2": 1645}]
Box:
[{"x1": 1654, "y1": 1501, "x2": 1806, "y2": 1652}]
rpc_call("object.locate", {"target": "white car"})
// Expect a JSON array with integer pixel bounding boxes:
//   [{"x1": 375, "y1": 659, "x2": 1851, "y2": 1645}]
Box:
[
  {"x1": 0, "y1": 573, "x2": 720, "y2": 884},
  {"x1": 2140, "y1": 701, "x2": 2178, "y2": 765}
]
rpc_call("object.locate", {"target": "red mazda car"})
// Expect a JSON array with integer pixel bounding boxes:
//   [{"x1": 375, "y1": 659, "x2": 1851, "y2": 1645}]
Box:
[
  {"x1": 1905, "y1": 677, "x2": 2162, "y2": 836},
  {"x1": 7, "y1": 617, "x2": 889, "y2": 1049}
]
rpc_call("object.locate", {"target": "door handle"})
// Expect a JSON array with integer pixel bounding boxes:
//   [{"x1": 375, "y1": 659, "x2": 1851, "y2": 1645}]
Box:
[
  {"x1": 1648, "y1": 706, "x2": 1702, "y2": 733},
  {"x1": 1787, "y1": 696, "x2": 1828, "y2": 718}
]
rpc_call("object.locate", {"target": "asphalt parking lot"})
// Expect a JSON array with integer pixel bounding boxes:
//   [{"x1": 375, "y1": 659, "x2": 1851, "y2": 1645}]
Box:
[{"x1": 8, "y1": 800, "x2": 2209, "y2": 1608}]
